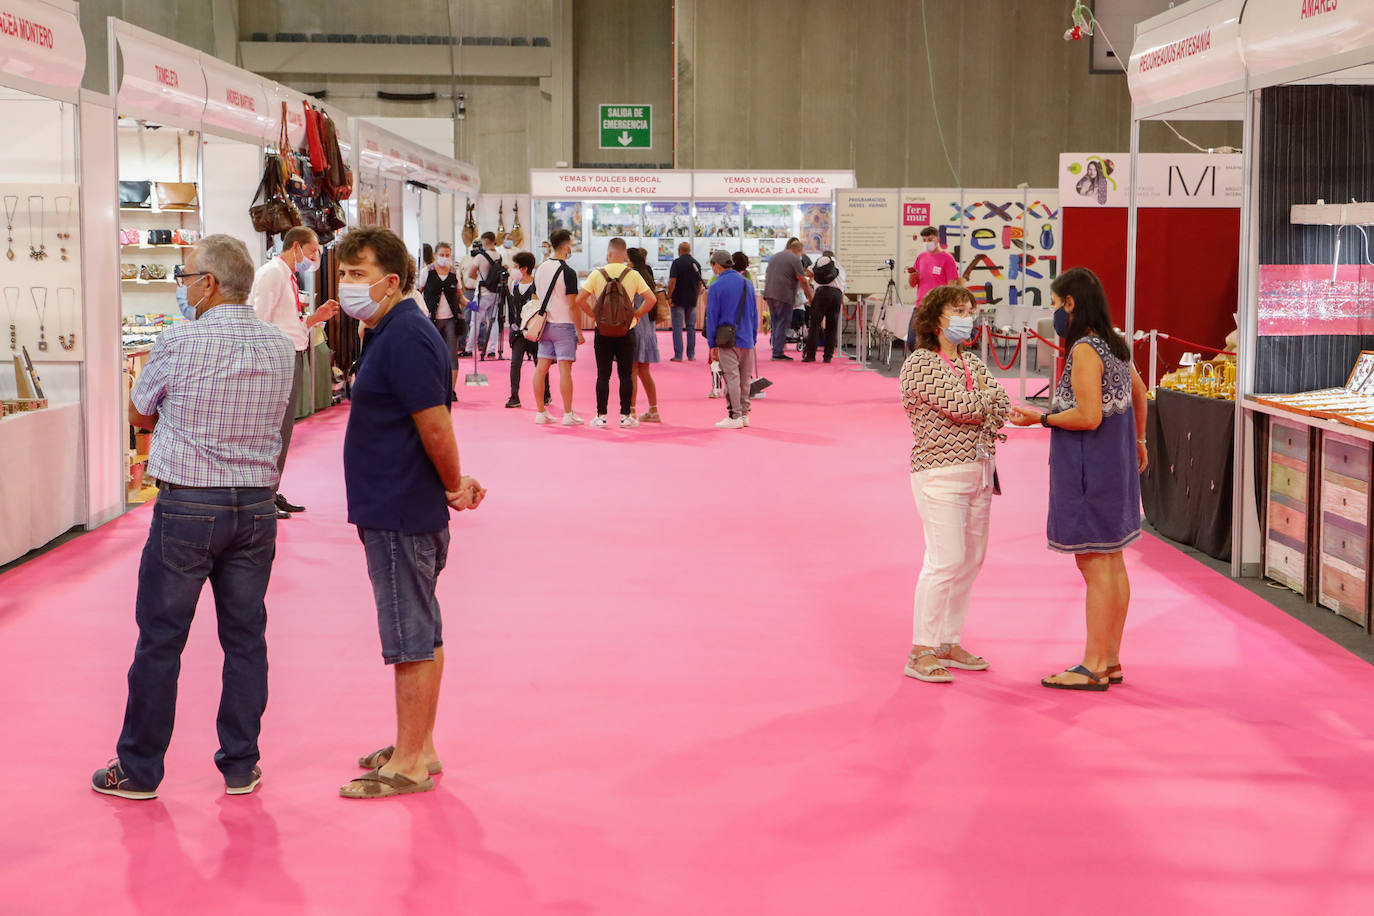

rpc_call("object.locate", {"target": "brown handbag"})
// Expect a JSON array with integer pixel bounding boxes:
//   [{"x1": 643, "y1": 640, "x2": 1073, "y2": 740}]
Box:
[
  {"x1": 249, "y1": 157, "x2": 302, "y2": 236},
  {"x1": 155, "y1": 182, "x2": 199, "y2": 211}
]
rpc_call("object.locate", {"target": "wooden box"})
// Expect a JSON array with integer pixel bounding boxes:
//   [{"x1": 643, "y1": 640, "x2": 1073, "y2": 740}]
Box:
[
  {"x1": 1265, "y1": 418, "x2": 1313, "y2": 594},
  {"x1": 1317, "y1": 432, "x2": 1371, "y2": 627}
]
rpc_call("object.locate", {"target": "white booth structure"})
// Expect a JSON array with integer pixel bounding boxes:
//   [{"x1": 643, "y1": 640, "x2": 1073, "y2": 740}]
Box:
[
  {"x1": 0, "y1": 0, "x2": 117, "y2": 565},
  {"x1": 1128, "y1": 0, "x2": 1374, "y2": 633}
]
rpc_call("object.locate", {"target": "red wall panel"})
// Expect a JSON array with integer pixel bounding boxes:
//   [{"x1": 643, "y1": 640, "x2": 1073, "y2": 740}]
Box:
[{"x1": 1061, "y1": 207, "x2": 1241, "y2": 374}]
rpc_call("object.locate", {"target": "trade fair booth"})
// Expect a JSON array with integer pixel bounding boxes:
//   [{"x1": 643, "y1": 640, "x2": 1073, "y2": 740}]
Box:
[
  {"x1": 1128, "y1": 0, "x2": 1374, "y2": 634},
  {"x1": 0, "y1": 0, "x2": 116, "y2": 566}
]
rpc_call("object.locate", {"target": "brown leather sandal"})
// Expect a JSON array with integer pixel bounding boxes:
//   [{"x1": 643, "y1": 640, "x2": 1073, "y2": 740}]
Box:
[
  {"x1": 358, "y1": 745, "x2": 443, "y2": 775},
  {"x1": 339, "y1": 768, "x2": 435, "y2": 799},
  {"x1": 1105, "y1": 664, "x2": 1124, "y2": 685}
]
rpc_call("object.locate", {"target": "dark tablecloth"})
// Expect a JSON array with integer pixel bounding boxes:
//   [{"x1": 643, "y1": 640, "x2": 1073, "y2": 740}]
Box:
[{"x1": 1141, "y1": 388, "x2": 1234, "y2": 561}]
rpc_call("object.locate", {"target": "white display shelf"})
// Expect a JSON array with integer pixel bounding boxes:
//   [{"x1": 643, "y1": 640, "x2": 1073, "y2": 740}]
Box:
[
  {"x1": 119, "y1": 206, "x2": 199, "y2": 214},
  {"x1": 121, "y1": 244, "x2": 192, "y2": 250},
  {"x1": 121, "y1": 278, "x2": 175, "y2": 286}
]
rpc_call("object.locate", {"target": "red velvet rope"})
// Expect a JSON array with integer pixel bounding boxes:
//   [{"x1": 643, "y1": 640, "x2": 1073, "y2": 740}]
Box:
[
  {"x1": 1132, "y1": 334, "x2": 1235, "y2": 358},
  {"x1": 987, "y1": 333, "x2": 1023, "y2": 370},
  {"x1": 1025, "y1": 328, "x2": 1065, "y2": 355}
]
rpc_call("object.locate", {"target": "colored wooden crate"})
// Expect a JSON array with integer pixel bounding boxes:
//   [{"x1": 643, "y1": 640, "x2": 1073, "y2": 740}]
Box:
[
  {"x1": 1317, "y1": 432, "x2": 1371, "y2": 628},
  {"x1": 1266, "y1": 419, "x2": 1313, "y2": 596}
]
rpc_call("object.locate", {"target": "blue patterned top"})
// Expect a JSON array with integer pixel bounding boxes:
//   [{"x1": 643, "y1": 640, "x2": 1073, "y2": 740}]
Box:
[{"x1": 1047, "y1": 334, "x2": 1142, "y2": 554}]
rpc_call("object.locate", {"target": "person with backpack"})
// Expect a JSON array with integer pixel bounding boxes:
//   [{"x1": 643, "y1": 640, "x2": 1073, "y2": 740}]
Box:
[
  {"x1": 530, "y1": 229, "x2": 585, "y2": 426},
  {"x1": 504, "y1": 251, "x2": 548, "y2": 409},
  {"x1": 704, "y1": 248, "x2": 759, "y2": 429},
  {"x1": 467, "y1": 231, "x2": 509, "y2": 360},
  {"x1": 804, "y1": 251, "x2": 845, "y2": 363},
  {"x1": 574, "y1": 237, "x2": 657, "y2": 429},
  {"x1": 666, "y1": 241, "x2": 704, "y2": 361}
]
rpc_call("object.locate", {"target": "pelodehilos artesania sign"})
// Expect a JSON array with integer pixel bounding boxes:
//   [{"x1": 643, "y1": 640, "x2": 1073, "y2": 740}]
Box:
[{"x1": 599, "y1": 104, "x2": 651, "y2": 149}]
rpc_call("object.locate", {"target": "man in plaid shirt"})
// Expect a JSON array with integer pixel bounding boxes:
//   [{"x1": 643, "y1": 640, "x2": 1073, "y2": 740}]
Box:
[{"x1": 93, "y1": 235, "x2": 294, "y2": 801}]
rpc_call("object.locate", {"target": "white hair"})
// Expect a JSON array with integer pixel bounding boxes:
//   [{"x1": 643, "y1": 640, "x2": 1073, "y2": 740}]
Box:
[{"x1": 194, "y1": 234, "x2": 256, "y2": 303}]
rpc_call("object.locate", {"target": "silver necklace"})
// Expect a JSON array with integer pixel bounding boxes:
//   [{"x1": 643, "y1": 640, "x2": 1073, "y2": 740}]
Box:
[
  {"x1": 3, "y1": 196, "x2": 16, "y2": 261},
  {"x1": 31, "y1": 287, "x2": 47, "y2": 351},
  {"x1": 4, "y1": 286, "x2": 18, "y2": 351},
  {"x1": 57, "y1": 287, "x2": 76, "y2": 350},
  {"x1": 27, "y1": 196, "x2": 46, "y2": 261}
]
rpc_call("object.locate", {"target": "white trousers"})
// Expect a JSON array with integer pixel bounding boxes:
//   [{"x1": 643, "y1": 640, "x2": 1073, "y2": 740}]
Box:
[{"x1": 910, "y1": 459, "x2": 994, "y2": 646}]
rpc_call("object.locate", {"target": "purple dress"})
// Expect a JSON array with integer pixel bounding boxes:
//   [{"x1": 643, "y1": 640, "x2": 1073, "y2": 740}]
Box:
[{"x1": 1047, "y1": 335, "x2": 1142, "y2": 554}]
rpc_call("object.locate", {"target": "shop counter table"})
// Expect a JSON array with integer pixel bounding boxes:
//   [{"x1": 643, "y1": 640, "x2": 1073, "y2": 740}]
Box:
[
  {"x1": 0, "y1": 403, "x2": 84, "y2": 566},
  {"x1": 1141, "y1": 388, "x2": 1234, "y2": 561}
]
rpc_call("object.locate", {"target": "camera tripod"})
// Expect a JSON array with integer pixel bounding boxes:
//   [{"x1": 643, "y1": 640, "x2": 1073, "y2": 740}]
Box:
[{"x1": 873, "y1": 263, "x2": 901, "y2": 366}]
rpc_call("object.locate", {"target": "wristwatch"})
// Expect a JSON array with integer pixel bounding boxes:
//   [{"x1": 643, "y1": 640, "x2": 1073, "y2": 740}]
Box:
[{"x1": 1039, "y1": 412, "x2": 1051, "y2": 427}]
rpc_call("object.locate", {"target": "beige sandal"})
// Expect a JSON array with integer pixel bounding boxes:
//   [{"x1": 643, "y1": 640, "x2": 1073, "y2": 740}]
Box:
[
  {"x1": 339, "y1": 768, "x2": 435, "y2": 799},
  {"x1": 358, "y1": 745, "x2": 443, "y2": 776},
  {"x1": 937, "y1": 643, "x2": 990, "y2": 671},
  {"x1": 904, "y1": 648, "x2": 953, "y2": 683}
]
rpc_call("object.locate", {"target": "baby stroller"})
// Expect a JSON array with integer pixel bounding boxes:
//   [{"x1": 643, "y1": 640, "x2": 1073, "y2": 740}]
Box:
[{"x1": 789, "y1": 304, "x2": 809, "y2": 352}]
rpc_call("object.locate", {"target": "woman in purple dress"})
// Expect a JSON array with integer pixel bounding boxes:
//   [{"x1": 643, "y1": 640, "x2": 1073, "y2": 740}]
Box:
[{"x1": 1009, "y1": 267, "x2": 1149, "y2": 691}]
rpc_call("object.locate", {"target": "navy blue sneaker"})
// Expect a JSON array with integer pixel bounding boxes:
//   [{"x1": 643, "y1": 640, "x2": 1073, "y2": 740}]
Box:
[
  {"x1": 225, "y1": 766, "x2": 262, "y2": 796},
  {"x1": 91, "y1": 758, "x2": 157, "y2": 800}
]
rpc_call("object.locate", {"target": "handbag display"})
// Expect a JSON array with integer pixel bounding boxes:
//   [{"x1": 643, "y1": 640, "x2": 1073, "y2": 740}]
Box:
[
  {"x1": 145, "y1": 264, "x2": 167, "y2": 280},
  {"x1": 320, "y1": 111, "x2": 353, "y2": 200},
  {"x1": 119, "y1": 228, "x2": 140, "y2": 246},
  {"x1": 303, "y1": 102, "x2": 326, "y2": 173},
  {"x1": 173, "y1": 229, "x2": 199, "y2": 246},
  {"x1": 250, "y1": 155, "x2": 303, "y2": 237},
  {"x1": 120, "y1": 263, "x2": 139, "y2": 280},
  {"x1": 119, "y1": 180, "x2": 152, "y2": 208},
  {"x1": 280, "y1": 101, "x2": 309, "y2": 198},
  {"x1": 154, "y1": 182, "x2": 199, "y2": 211},
  {"x1": 714, "y1": 279, "x2": 751, "y2": 349},
  {"x1": 146, "y1": 229, "x2": 173, "y2": 246}
]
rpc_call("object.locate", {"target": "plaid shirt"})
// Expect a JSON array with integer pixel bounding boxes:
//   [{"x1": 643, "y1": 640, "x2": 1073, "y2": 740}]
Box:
[{"x1": 132, "y1": 304, "x2": 295, "y2": 488}]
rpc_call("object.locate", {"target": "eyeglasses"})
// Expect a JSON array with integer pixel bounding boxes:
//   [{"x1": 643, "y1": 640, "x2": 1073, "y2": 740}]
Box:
[
  {"x1": 173, "y1": 267, "x2": 212, "y2": 288},
  {"x1": 944, "y1": 304, "x2": 976, "y2": 317}
]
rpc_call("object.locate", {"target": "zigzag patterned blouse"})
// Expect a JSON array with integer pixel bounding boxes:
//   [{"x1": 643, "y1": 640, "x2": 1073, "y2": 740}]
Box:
[{"x1": 899, "y1": 349, "x2": 1011, "y2": 473}]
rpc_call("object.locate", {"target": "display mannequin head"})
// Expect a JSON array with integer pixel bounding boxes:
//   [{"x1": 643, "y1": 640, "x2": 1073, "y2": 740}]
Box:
[
  {"x1": 335, "y1": 228, "x2": 414, "y2": 328},
  {"x1": 282, "y1": 226, "x2": 320, "y2": 270}
]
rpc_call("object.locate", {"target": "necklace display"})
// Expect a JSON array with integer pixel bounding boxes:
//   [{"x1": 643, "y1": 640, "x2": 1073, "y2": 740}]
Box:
[
  {"x1": 27, "y1": 195, "x2": 46, "y2": 261},
  {"x1": 3, "y1": 195, "x2": 16, "y2": 261},
  {"x1": 57, "y1": 287, "x2": 76, "y2": 351},
  {"x1": 4, "y1": 286, "x2": 18, "y2": 351},
  {"x1": 31, "y1": 286, "x2": 48, "y2": 351},
  {"x1": 54, "y1": 196, "x2": 72, "y2": 262}
]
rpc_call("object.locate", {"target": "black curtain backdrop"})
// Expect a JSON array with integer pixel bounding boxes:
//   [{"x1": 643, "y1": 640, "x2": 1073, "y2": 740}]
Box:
[{"x1": 1257, "y1": 85, "x2": 1374, "y2": 393}]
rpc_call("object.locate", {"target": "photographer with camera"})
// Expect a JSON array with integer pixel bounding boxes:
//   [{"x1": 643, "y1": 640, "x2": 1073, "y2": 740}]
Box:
[
  {"x1": 803, "y1": 250, "x2": 845, "y2": 363},
  {"x1": 467, "y1": 232, "x2": 509, "y2": 360}
]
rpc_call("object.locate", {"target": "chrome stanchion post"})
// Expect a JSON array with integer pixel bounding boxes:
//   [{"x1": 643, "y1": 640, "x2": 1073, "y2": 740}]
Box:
[
  {"x1": 1149, "y1": 329, "x2": 1159, "y2": 391},
  {"x1": 1018, "y1": 326, "x2": 1028, "y2": 402}
]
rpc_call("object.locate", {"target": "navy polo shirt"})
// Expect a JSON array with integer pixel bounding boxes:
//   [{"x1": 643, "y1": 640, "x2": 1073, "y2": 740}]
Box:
[{"x1": 344, "y1": 299, "x2": 453, "y2": 533}]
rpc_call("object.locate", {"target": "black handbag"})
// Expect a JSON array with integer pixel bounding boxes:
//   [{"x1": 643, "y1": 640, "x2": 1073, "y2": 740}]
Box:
[
  {"x1": 714, "y1": 279, "x2": 750, "y2": 349},
  {"x1": 119, "y1": 180, "x2": 152, "y2": 208}
]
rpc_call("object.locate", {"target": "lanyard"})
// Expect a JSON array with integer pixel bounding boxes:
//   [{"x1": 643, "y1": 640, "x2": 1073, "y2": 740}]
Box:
[{"x1": 940, "y1": 351, "x2": 972, "y2": 391}]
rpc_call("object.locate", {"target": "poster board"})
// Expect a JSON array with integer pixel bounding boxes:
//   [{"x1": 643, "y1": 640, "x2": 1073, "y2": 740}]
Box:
[{"x1": 835, "y1": 189, "x2": 899, "y2": 298}]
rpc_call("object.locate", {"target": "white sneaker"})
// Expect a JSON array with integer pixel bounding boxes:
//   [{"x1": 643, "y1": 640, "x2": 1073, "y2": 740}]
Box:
[
  {"x1": 742, "y1": 415, "x2": 750, "y2": 427},
  {"x1": 562, "y1": 412, "x2": 584, "y2": 426},
  {"x1": 754, "y1": 390, "x2": 767, "y2": 399},
  {"x1": 535, "y1": 411, "x2": 555, "y2": 425},
  {"x1": 590, "y1": 415, "x2": 608, "y2": 428},
  {"x1": 715, "y1": 416, "x2": 744, "y2": 429},
  {"x1": 620, "y1": 415, "x2": 639, "y2": 428}
]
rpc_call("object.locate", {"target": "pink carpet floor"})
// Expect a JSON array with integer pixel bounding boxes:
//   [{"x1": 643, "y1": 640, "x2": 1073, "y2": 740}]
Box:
[{"x1": 3, "y1": 339, "x2": 1374, "y2": 915}]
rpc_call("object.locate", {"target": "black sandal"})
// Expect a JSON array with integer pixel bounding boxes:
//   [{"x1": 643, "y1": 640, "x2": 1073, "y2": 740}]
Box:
[{"x1": 1041, "y1": 664, "x2": 1110, "y2": 692}]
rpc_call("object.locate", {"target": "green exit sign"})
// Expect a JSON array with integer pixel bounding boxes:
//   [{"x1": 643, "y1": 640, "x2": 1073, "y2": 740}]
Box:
[{"x1": 599, "y1": 104, "x2": 652, "y2": 149}]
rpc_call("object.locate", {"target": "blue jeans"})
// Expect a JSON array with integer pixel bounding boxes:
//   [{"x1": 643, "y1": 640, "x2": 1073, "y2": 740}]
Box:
[
  {"x1": 116, "y1": 486, "x2": 278, "y2": 789},
  {"x1": 671, "y1": 305, "x2": 697, "y2": 359},
  {"x1": 358, "y1": 527, "x2": 450, "y2": 664},
  {"x1": 766, "y1": 298, "x2": 793, "y2": 358}
]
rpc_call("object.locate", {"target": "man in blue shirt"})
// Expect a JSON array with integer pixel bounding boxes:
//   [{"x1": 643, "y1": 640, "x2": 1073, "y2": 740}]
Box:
[
  {"x1": 704, "y1": 248, "x2": 759, "y2": 429},
  {"x1": 335, "y1": 228, "x2": 486, "y2": 799},
  {"x1": 666, "y1": 241, "x2": 703, "y2": 361},
  {"x1": 92, "y1": 235, "x2": 294, "y2": 800}
]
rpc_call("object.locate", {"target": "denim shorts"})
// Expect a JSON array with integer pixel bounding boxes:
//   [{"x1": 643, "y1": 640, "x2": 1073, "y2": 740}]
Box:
[
  {"x1": 537, "y1": 321, "x2": 578, "y2": 362},
  {"x1": 358, "y1": 527, "x2": 449, "y2": 664}
]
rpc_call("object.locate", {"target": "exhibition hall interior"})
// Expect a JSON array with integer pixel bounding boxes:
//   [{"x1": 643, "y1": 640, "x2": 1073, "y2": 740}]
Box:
[{"x1": 3, "y1": 0, "x2": 1374, "y2": 912}]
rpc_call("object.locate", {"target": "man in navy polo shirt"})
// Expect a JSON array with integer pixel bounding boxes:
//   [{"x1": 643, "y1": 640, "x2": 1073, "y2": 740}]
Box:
[{"x1": 334, "y1": 227, "x2": 486, "y2": 800}]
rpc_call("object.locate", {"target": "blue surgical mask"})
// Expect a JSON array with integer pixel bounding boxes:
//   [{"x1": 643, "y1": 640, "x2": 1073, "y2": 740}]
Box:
[
  {"x1": 503, "y1": 240, "x2": 514, "y2": 249},
  {"x1": 945, "y1": 315, "x2": 975, "y2": 345},
  {"x1": 338, "y1": 277, "x2": 388, "y2": 321},
  {"x1": 1053, "y1": 306, "x2": 1069, "y2": 338},
  {"x1": 176, "y1": 278, "x2": 206, "y2": 321}
]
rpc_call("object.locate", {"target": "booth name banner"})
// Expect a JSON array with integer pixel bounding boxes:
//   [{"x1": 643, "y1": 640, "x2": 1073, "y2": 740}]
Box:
[
  {"x1": 835, "y1": 190, "x2": 899, "y2": 297},
  {"x1": 114, "y1": 27, "x2": 207, "y2": 126},
  {"x1": 1138, "y1": 29, "x2": 1211, "y2": 72},
  {"x1": 693, "y1": 171, "x2": 854, "y2": 201},
  {"x1": 1127, "y1": 0, "x2": 1244, "y2": 112},
  {"x1": 897, "y1": 189, "x2": 1062, "y2": 314},
  {"x1": 529, "y1": 169, "x2": 693, "y2": 200},
  {"x1": 1241, "y1": 0, "x2": 1374, "y2": 85},
  {"x1": 0, "y1": 0, "x2": 84, "y2": 92},
  {"x1": 202, "y1": 58, "x2": 267, "y2": 139},
  {"x1": 1058, "y1": 153, "x2": 1242, "y2": 208}
]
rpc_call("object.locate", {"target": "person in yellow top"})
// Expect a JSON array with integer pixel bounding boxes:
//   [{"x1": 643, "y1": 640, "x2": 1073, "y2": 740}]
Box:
[{"x1": 575, "y1": 237, "x2": 657, "y2": 428}]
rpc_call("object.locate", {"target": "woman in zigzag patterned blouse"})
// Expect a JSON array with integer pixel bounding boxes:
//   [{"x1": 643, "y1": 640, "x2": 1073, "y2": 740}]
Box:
[{"x1": 898, "y1": 285, "x2": 1010, "y2": 685}]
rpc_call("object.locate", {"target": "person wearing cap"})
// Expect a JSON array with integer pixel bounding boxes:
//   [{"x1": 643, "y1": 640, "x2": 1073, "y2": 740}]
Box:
[
  {"x1": 803, "y1": 250, "x2": 845, "y2": 363},
  {"x1": 704, "y1": 248, "x2": 759, "y2": 429}
]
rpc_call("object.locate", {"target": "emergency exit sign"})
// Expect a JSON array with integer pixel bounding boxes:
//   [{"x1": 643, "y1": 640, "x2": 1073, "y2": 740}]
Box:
[{"x1": 599, "y1": 104, "x2": 652, "y2": 149}]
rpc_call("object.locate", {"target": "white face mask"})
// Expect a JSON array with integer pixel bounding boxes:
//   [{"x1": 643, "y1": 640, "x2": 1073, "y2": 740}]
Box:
[
  {"x1": 338, "y1": 276, "x2": 390, "y2": 322},
  {"x1": 924, "y1": 241, "x2": 938, "y2": 253},
  {"x1": 435, "y1": 256, "x2": 452, "y2": 268}
]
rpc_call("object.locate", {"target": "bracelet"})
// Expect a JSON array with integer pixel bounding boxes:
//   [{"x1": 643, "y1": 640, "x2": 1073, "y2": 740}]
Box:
[
  {"x1": 1137, "y1": 438, "x2": 1147, "y2": 445},
  {"x1": 1039, "y1": 412, "x2": 1051, "y2": 428}
]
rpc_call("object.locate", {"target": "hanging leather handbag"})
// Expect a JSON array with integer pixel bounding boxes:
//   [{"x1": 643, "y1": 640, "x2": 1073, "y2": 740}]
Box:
[
  {"x1": 303, "y1": 102, "x2": 327, "y2": 173},
  {"x1": 119, "y1": 181, "x2": 152, "y2": 209},
  {"x1": 280, "y1": 101, "x2": 311, "y2": 198},
  {"x1": 155, "y1": 182, "x2": 199, "y2": 211},
  {"x1": 320, "y1": 112, "x2": 354, "y2": 200},
  {"x1": 249, "y1": 158, "x2": 303, "y2": 236}
]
